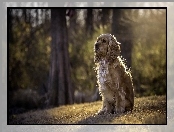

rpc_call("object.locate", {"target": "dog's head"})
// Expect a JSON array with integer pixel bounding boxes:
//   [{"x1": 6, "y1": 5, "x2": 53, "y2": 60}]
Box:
[{"x1": 94, "y1": 34, "x2": 121, "y2": 63}]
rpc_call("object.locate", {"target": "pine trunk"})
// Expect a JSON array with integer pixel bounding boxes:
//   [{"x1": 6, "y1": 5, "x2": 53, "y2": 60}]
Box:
[{"x1": 49, "y1": 9, "x2": 73, "y2": 106}]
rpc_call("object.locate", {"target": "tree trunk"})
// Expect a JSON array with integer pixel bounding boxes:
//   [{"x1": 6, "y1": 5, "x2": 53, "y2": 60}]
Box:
[
  {"x1": 86, "y1": 9, "x2": 93, "y2": 37},
  {"x1": 49, "y1": 9, "x2": 73, "y2": 107},
  {"x1": 35, "y1": 9, "x2": 39, "y2": 25},
  {"x1": 23, "y1": 9, "x2": 27, "y2": 23},
  {"x1": 101, "y1": 9, "x2": 110, "y2": 27},
  {"x1": 112, "y1": 9, "x2": 132, "y2": 68}
]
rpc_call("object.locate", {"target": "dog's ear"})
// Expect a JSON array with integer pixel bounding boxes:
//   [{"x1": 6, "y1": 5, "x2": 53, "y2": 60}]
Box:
[
  {"x1": 106, "y1": 35, "x2": 121, "y2": 62},
  {"x1": 94, "y1": 53, "x2": 100, "y2": 63}
]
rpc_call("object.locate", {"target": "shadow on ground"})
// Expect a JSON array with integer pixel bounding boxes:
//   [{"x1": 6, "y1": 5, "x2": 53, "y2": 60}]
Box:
[{"x1": 77, "y1": 112, "x2": 127, "y2": 124}]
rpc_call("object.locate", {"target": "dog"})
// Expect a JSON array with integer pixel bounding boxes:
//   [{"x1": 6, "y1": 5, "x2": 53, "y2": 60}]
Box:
[{"x1": 94, "y1": 34, "x2": 134, "y2": 114}]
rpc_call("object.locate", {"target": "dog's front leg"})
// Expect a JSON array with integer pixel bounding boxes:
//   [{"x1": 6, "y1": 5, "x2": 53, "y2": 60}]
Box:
[
  {"x1": 114, "y1": 96, "x2": 125, "y2": 114},
  {"x1": 98, "y1": 98, "x2": 112, "y2": 114}
]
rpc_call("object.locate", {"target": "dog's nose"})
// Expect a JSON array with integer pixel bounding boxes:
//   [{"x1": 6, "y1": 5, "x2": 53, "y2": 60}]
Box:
[{"x1": 95, "y1": 43, "x2": 99, "y2": 50}]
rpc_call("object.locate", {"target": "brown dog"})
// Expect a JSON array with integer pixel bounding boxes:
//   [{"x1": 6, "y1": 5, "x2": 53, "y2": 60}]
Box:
[{"x1": 94, "y1": 34, "x2": 134, "y2": 114}]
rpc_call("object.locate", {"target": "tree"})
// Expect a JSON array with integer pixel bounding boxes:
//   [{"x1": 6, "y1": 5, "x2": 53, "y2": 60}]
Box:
[
  {"x1": 48, "y1": 9, "x2": 73, "y2": 106},
  {"x1": 112, "y1": 9, "x2": 133, "y2": 68},
  {"x1": 86, "y1": 9, "x2": 94, "y2": 37},
  {"x1": 101, "y1": 9, "x2": 111, "y2": 27}
]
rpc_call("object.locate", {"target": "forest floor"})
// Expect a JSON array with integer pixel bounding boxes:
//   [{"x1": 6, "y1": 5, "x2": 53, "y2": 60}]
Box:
[{"x1": 8, "y1": 95, "x2": 166, "y2": 124}]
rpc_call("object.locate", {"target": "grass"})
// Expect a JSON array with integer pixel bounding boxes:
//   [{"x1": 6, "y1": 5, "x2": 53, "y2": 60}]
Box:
[{"x1": 8, "y1": 95, "x2": 166, "y2": 124}]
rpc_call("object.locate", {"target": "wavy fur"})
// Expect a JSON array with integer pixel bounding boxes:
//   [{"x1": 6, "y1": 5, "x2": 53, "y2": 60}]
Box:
[{"x1": 94, "y1": 34, "x2": 134, "y2": 114}]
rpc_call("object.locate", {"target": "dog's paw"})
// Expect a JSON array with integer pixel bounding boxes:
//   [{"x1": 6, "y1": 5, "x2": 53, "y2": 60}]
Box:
[
  {"x1": 115, "y1": 107, "x2": 125, "y2": 114},
  {"x1": 97, "y1": 109, "x2": 106, "y2": 115}
]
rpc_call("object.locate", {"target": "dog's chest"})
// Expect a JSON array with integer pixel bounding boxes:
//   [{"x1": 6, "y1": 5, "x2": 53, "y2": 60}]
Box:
[
  {"x1": 97, "y1": 60, "x2": 116, "y2": 102},
  {"x1": 98, "y1": 60, "x2": 110, "y2": 88}
]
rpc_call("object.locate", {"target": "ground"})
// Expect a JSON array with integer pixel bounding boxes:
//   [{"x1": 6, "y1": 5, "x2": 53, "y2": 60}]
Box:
[{"x1": 8, "y1": 95, "x2": 166, "y2": 124}]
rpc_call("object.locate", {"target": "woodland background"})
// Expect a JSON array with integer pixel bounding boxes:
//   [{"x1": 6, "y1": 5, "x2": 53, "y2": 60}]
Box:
[{"x1": 8, "y1": 7, "x2": 166, "y2": 114}]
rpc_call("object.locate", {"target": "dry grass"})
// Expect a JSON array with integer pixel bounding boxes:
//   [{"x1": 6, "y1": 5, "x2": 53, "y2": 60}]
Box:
[{"x1": 8, "y1": 95, "x2": 166, "y2": 124}]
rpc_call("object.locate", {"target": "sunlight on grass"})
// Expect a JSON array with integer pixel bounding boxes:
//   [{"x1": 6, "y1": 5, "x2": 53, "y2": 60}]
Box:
[{"x1": 9, "y1": 95, "x2": 166, "y2": 124}]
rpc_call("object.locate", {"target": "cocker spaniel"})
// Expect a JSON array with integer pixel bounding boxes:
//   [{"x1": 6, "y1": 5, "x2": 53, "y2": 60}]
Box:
[{"x1": 94, "y1": 34, "x2": 134, "y2": 114}]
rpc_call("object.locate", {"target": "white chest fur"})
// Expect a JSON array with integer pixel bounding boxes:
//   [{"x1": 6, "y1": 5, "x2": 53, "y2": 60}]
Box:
[
  {"x1": 97, "y1": 60, "x2": 114, "y2": 101},
  {"x1": 97, "y1": 59, "x2": 125, "y2": 103},
  {"x1": 98, "y1": 60, "x2": 109, "y2": 87}
]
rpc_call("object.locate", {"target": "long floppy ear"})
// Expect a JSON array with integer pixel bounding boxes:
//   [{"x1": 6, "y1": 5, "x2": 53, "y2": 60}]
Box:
[
  {"x1": 94, "y1": 52, "x2": 101, "y2": 63},
  {"x1": 106, "y1": 35, "x2": 121, "y2": 62}
]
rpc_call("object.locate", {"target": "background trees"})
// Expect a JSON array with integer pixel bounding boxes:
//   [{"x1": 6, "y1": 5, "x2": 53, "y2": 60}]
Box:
[
  {"x1": 131, "y1": 9, "x2": 166, "y2": 96},
  {"x1": 48, "y1": 9, "x2": 73, "y2": 106},
  {"x1": 8, "y1": 8, "x2": 166, "y2": 112},
  {"x1": 112, "y1": 9, "x2": 133, "y2": 68}
]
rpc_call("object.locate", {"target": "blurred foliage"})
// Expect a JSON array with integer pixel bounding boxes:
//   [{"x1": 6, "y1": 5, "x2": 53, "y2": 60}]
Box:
[
  {"x1": 9, "y1": 9, "x2": 51, "y2": 91},
  {"x1": 132, "y1": 9, "x2": 166, "y2": 97},
  {"x1": 9, "y1": 8, "x2": 166, "y2": 109},
  {"x1": 69, "y1": 24, "x2": 111, "y2": 94}
]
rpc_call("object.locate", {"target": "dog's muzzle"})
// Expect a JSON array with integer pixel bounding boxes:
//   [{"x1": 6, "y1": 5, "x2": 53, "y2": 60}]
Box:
[{"x1": 95, "y1": 43, "x2": 100, "y2": 51}]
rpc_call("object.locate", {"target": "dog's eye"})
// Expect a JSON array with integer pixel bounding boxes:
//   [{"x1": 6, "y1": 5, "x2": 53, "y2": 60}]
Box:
[{"x1": 102, "y1": 39, "x2": 106, "y2": 43}]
